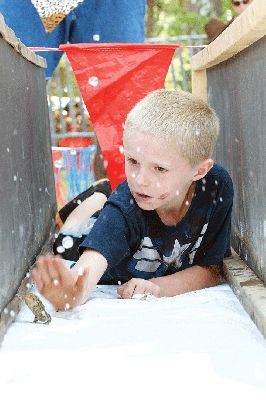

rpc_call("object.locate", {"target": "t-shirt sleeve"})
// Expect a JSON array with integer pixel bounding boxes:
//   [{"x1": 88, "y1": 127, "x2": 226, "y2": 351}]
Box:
[
  {"x1": 78, "y1": 203, "x2": 139, "y2": 268},
  {"x1": 192, "y1": 177, "x2": 234, "y2": 267}
]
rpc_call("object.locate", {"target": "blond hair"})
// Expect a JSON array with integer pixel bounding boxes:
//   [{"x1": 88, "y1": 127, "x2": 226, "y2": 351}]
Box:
[{"x1": 123, "y1": 89, "x2": 219, "y2": 166}]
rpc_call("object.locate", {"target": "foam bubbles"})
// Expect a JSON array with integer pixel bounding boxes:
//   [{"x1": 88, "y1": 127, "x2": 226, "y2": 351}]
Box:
[
  {"x1": 56, "y1": 246, "x2": 65, "y2": 254},
  {"x1": 62, "y1": 236, "x2": 74, "y2": 249},
  {"x1": 54, "y1": 160, "x2": 63, "y2": 169},
  {"x1": 88, "y1": 76, "x2": 99, "y2": 87}
]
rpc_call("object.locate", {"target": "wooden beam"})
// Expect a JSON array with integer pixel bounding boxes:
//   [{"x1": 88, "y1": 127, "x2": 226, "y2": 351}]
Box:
[
  {"x1": 192, "y1": 69, "x2": 207, "y2": 102},
  {"x1": 0, "y1": 13, "x2": 46, "y2": 68},
  {"x1": 223, "y1": 250, "x2": 266, "y2": 339},
  {"x1": 191, "y1": 0, "x2": 266, "y2": 71}
]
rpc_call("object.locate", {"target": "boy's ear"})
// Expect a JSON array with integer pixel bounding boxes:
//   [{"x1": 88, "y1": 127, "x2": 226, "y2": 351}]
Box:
[{"x1": 192, "y1": 159, "x2": 214, "y2": 181}]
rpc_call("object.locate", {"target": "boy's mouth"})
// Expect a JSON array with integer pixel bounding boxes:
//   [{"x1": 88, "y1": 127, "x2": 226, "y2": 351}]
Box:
[
  {"x1": 134, "y1": 192, "x2": 152, "y2": 200},
  {"x1": 133, "y1": 192, "x2": 168, "y2": 201}
]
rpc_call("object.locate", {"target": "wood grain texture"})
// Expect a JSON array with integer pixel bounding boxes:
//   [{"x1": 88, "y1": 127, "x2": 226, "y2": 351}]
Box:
[
  {"x1": 223, "y1": 251, "x2": 266, "y2": 338},
  {"x1": 191, "y1": 0, "x2": 266, "y2": 71}
]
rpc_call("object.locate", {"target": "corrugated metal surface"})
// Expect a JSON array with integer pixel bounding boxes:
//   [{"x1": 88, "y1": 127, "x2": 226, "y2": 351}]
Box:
[
  {"x1": 207, "y1": 35, "x2": 266, "y2": 283},
  {"x1": 0, "y1": 29, "x2": 56, "y2": 311}
]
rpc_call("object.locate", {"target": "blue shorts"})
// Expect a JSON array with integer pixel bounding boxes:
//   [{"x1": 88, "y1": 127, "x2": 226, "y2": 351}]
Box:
[{"x1": 0, "y1": 0, "x2": 146, "y2": 78}]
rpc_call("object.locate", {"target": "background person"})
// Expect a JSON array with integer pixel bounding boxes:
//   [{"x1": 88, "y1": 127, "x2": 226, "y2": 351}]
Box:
[
  {"x1": 205, "y1": 0, "x2": 252, "y2": 43},
  {"x1": 0, "y1": 0, "x2": 146, "y2": 79},
  {"x1": 0, "y1": 0, "x2": 146, "y2": 180}
]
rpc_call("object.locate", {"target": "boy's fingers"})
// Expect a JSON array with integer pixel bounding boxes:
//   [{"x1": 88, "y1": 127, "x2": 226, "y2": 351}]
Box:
[
  {"x1": 36, "y1": 256, "x2": 52, "y2": 287},
  {"x1": 117, "y1": 286, "x2": 123, "y2": 296},
  {"x1": 117, "y1": 282, "x2": 126, "y2": 296},
  {"x1": 121, "y1": 281, "x2": 136, "y2": 299},
  {"x1": 53, "y1": 256, "x2": 74, "y2": 287},
  {"x1": 31, "y1": 268, "x2": 43, "y2": 292},
  {"x1": 46, "y1": 255, "x2": 61, "y2": 283}
]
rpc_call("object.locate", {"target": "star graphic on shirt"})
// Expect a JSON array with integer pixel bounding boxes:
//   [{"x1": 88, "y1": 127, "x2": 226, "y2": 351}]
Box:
[
  {"x1": 163, "y1": 239, "x2": 191, "y2": 270},
  {"x1": 133, "y1": 237, "x2": 162, "y2": 272},
  {"x1": 133, "y1": 237, "x2": 191, "y2": 273}
]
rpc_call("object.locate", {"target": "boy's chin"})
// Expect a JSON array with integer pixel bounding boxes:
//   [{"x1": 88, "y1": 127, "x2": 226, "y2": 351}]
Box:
[
  {"x1": 134, "y1": 198, "x2": 156, "y2": 211},
  {"x1": 138, "y1": 204, "x2": 156, "y2": 211}
]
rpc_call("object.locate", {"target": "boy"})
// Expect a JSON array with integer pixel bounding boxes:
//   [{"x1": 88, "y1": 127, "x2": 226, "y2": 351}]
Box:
[{"x1": 33, "y1": 89, "x2": 233, "y2": 310}]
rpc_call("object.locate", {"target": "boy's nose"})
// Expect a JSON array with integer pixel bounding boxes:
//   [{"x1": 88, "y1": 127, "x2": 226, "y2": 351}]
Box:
[{"x1": 135, "y1": 168, "x2": 149, "y2": 187}]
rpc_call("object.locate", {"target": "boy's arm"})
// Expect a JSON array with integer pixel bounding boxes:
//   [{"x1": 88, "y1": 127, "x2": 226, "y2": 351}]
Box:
[
  {"x1": 149, "y1": 265, "x2": 222, "y2": 297},
  {"x1": 117, "y1": 265, "x2": 222, "y2": 299},
  {"x1": 32, "y1": 249, "x2": 107, "y2": 310}
]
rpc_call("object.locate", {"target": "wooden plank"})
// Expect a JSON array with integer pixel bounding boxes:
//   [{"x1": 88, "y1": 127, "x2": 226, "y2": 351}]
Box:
[
  {"x1": 191, "y1": 0, "x2": 266, "y2": 71},
  {"x1": 223, "y1": 250, "x2": 266, "y2": 338},
  {"x1": 192, "y1": 69, "x2": 207, "y2": 101},
  {"x1": 0, "y1": 13, "x2": 46, "y2": 68}
]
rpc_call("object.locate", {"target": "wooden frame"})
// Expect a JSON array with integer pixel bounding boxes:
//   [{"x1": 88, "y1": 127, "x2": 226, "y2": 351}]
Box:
[
  {"x1": 191, "y1": 0, "x2": 266, "y2": 100},
  {"x1": 190, "y1": 0, "x2": 266, "y2": 337},
  {"x1": 0, "y1": 13, "x2": 46, "y2": 68}
]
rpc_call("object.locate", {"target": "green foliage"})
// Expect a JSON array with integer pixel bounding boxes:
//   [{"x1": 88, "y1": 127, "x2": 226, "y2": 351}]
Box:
[
  {"x1": 50, "y1": 1, "x2": 235, "y2": 101},
  {"x1": 152, "y1": 3, "x2": 209, "y2": 36},
  {"x1": 220, "y1": 0, "x2": 234, "y2": 22},
  {"x1": 149, "y1": 0, "x2": 233, "y2": 37}
]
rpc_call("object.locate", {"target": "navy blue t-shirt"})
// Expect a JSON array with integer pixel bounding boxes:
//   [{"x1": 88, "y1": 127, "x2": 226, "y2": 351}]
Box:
[{"x1": 80, "y1": 164, "x2": 233, "y2": 282}]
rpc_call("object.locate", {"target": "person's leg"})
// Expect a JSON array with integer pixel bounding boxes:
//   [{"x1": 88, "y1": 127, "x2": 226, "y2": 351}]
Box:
[
  {"x1": 53, "y1": 179, "x2": 112, "y2": 261},
  {"x1": 57, "y1": 178, "x2": 111, "y2": 225},
  {"x1": 62, "y1": 191, "x2": 107, "y2": 230}
]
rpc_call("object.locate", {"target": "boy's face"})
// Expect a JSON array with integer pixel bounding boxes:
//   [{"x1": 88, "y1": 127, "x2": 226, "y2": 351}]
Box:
[{"x1": 123, "y1": 131, "x2": 201, "y2": 212}]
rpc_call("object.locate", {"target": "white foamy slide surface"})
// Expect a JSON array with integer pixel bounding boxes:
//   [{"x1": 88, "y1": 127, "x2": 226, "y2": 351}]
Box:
[{"x1": 1, "y1": 284, "x2": 266, "y2": 400}]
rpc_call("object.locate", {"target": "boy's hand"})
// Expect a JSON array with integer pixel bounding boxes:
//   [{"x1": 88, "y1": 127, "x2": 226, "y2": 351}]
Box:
[
  {"x1": 117, "y1": 278, "x2": 160, "y2": 299},
  {"x1": 32, "y1": 254, "x2": 90, "y2": 311}
]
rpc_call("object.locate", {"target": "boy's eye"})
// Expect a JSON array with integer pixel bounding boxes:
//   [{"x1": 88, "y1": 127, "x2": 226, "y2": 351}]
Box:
[
  {"x1": 127, "y1": 157, "x2": 138, "y2": 165},
  {"x1": 155, "y1": 166, "x2": 168, "y2": 173}
]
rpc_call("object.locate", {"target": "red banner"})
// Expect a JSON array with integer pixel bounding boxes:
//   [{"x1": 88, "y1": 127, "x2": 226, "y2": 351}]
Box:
[{"x1": 61, "y1": 43, "x2": 177, "y2": 189}]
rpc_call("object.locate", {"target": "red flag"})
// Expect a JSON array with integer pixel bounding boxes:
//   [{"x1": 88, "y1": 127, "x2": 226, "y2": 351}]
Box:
[{"x1": 60, "y1": 43, "x2": 177, "y2": 189}]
